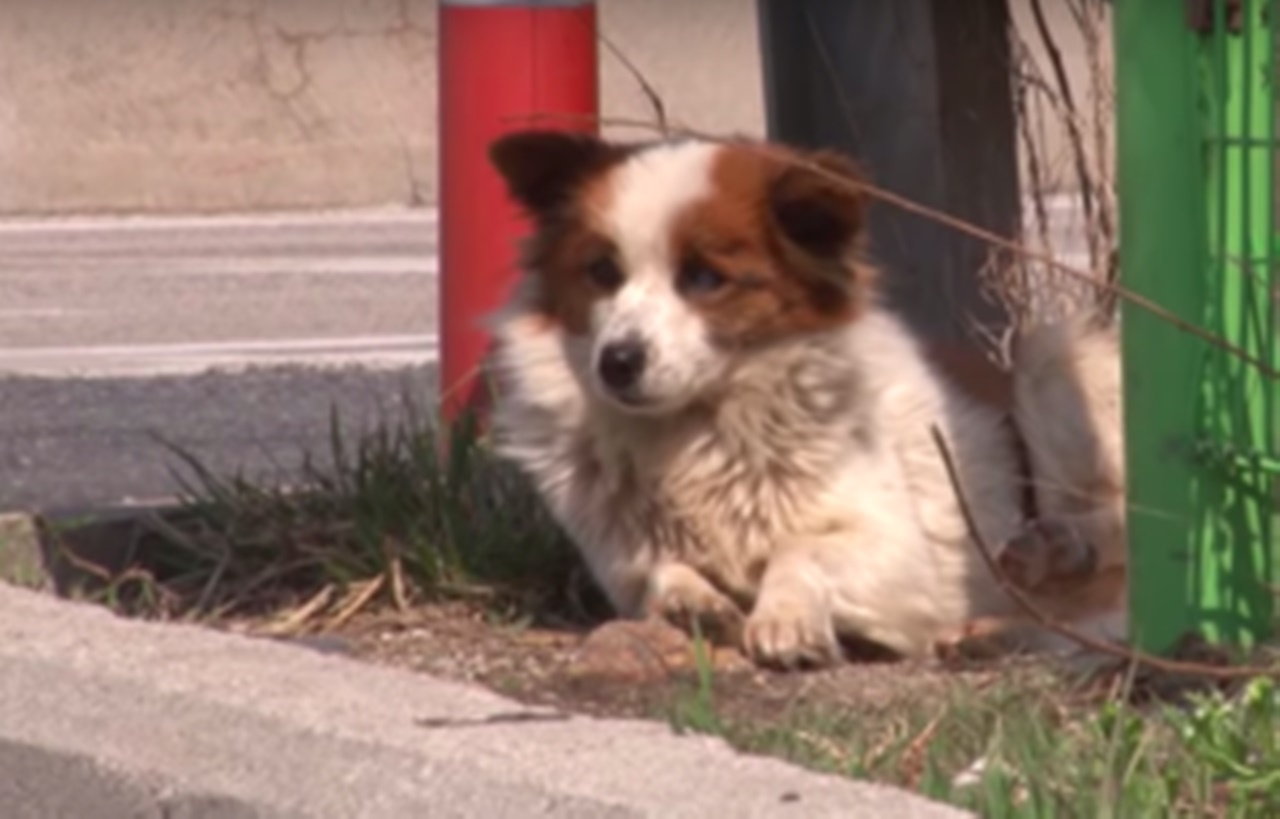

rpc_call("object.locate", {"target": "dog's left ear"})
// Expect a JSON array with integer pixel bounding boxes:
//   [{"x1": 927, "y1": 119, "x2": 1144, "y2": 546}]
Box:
[
  {"x1": 768, "y1": 149, "x2": 868, "y2": 259},
  {"x1": 489, "y1": 130, "x2": 620, "y2": 216}
]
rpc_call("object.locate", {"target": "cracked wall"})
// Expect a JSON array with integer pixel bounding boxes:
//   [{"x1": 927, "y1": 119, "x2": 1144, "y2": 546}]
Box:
[
  {"x1": 0, "y1": 0, "x2": 764, "y2": 215},
  {"x1": 0, "y1": 0, "x2": 1099, "y2": 216}
]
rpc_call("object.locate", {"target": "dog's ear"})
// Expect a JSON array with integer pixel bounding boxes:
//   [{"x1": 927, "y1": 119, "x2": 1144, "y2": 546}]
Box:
[
  {"x1": 489, "y1": 130, "x2": 619, "y2": 216},
  {"x1": 767, "y1": 149, "x2": 868, "y2": 259}
]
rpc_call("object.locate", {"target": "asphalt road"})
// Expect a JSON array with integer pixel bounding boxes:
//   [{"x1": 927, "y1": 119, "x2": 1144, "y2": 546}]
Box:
[{"x1": 0, "y1": 209, "x2": 441, "y2": 512}]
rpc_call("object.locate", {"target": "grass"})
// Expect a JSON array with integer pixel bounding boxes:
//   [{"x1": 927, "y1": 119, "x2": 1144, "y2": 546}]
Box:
[
  {"x1": 49, "y1": 391, "x2": 603, "y2": 628},
  {"x1": 45, "y1": 395, "x2": 1280, "y2": 817},
  {"x1": 670, "y1": 651, "x2": 1280, "y2": 818}
]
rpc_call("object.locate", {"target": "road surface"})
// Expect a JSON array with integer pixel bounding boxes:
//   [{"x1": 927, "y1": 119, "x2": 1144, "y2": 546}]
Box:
[{"x1": 0, "y1": 209, "x2": 441, "y2": 512}]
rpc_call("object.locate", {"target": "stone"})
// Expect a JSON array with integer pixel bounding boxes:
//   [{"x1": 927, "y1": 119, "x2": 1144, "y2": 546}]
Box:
[{"x1": 566, "y1": 618, "x2": 749, "y2": 684}]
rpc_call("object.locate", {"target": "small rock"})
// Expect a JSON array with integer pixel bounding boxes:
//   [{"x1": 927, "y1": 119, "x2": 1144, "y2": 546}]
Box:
[{"x1": 565, "y1": 618, "x2": 747, "y2": 684}]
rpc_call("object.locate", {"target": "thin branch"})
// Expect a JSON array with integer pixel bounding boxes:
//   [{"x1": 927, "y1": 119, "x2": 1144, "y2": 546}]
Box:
[
  {"x1": 802, "y1": 4, "x2": 863, "y2": 148},
  {"x1": 597, "y1": 31, "x2": 669, "y2": 136},
  {"x1": 517, "y1": 111, "x2": 1279, "y2": 379},
  {"x1": 1028, "y1": 0, "x2": 1097, "y2": 234},
  {"x1": 1010, "y1": 39, "x2": 1052, "y2": 255},
  {"x1": 929, "y1": 424, "x2": 1277, "y2": 681}
]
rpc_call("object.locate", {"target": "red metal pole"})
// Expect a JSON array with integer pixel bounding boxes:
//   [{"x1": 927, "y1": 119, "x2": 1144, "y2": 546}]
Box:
[{"x1": 437, "y1": 0, "x2": 599, "y2": 422}]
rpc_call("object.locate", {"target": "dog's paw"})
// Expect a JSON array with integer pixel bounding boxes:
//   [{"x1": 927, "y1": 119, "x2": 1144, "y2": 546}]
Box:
[
  {"x1": 1000, "y1": 517, "x2": 1098, "y2": 592},
  {"x1": 932, "y1": 616, "x2": 1030, "y2": 664},
  {"x1": 645, "y1": 563, "x2": 744, "y2": 646},
  {"x1": 743, "y1": 599, "x2": 840, "y2": 670}
]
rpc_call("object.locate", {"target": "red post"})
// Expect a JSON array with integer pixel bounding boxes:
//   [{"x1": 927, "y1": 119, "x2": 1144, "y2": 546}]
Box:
[{"x1": 437, "y1": 0, "x2": 599, "y2": 421}]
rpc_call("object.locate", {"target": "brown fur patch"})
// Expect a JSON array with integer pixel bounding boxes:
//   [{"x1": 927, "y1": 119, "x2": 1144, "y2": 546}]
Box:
[
  {"x1": 667, "y1": 143, "x2": 876, "y2": 347},
  {"x1": 521, "y1": 198, "x2": 616, "y2": 335},
  {"x1": 925, "y1": 343, "x2": 1013, "y2": 411},
  {"x1": 492, "y1": 134, "x2": 637, "y2": 335}
]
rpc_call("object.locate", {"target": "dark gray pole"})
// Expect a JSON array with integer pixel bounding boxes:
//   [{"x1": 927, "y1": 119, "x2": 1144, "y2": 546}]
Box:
[{"x1": 757, "y1": 0, "x2": 1020, "y2": 347}]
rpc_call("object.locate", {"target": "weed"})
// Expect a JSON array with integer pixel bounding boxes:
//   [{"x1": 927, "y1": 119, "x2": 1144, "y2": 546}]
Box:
[
  {"x1": 666, "y1": 659, "x2": 1280, "y2": 818},
  {"x1": 670, "y1": 620, "x2": 725, "y2": 735},
  {"x1": 73, "y1": 391, "x2": 601, "y2": 628}
]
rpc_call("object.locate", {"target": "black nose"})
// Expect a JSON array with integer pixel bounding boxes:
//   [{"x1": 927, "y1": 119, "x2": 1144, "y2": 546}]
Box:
[{"x1": 597, "y1": 339, "x2": 647, "y2": 392}]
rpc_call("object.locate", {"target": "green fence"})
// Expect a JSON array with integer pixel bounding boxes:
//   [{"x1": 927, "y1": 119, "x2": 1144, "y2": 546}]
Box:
[{"x1": 1116, "y1": 0, "x2": 1279, "y2": 653}]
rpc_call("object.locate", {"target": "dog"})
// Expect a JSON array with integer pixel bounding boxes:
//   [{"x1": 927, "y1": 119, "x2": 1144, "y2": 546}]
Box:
[{"x1": 483, "y1": 129, "x2": 1127, "y2": 667}]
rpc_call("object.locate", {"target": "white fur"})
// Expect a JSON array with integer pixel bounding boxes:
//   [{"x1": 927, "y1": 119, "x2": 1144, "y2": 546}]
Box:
[
  {"x1": 1013, "y1": 316, "x2": 1125, "y2": 567},
  {"x1": 1011, "y1": 315, "x2": 1129, "y2": 646},
  {"x1": 490, "y1": 141, "x2": 1123, "y2": 665},
  {"x1": 585, "y1": 140, "x2": 724, "y2": 413}
]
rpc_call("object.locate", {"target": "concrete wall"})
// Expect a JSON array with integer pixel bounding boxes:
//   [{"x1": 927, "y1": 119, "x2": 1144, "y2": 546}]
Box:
[{"x1": 0, "y1": 0, "x2": 1105, "y2": 216}]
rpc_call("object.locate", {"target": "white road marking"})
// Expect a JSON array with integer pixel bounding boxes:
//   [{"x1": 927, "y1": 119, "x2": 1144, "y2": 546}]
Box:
[
  {"x1": 0, "y1": 257, "x2": 439, "y2": 276},
  {"x1": 0, "y1": 308, "x2": 91, "y2": 319},
  {"x1": 0, "y1": 207, "x2": 438, "y2": 235},
  {"x1": 0, "y1": 334, "x2": 440, "y2": 378}
]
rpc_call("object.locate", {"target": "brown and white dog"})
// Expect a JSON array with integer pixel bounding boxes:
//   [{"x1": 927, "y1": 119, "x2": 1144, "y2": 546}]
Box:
[{"x1": 484, "y1": 130, "x2": 1126, "y2": 668}]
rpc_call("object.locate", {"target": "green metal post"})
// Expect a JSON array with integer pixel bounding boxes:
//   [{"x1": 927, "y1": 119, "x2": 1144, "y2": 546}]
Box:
[
  {"x1": 1115, "y1": 0, "x2": 1211, "y2": 654},
  {"x1": 1116, "y1": 0, "x2": 1277, "y2": 654}
]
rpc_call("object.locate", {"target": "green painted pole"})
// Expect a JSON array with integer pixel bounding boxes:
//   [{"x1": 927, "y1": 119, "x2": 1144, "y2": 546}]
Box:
[
  {"x1": 1116, "y1": 0, "x2": 1277, "y2": 654},
  {"x1": 1114, "y1": 0, "x2": 1209, "y2": 654}
]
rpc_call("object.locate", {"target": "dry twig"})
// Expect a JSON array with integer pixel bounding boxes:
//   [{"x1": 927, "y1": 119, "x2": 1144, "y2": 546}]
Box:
[
  {"x1": 929, "y1": 424, "x2": 1277, "y2": 681},
  {"x1": 521, "y1": 112, "x2": 1276, "y2": 380},
  {"x1": 598, "y1": 31, "x2": 669, "y2": 136}
]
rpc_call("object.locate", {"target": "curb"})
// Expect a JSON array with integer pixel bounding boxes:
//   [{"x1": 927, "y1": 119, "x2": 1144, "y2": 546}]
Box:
[
  {"x1": 0, "y1": 583, "x2": 973, "y2": 818},
  {"x1": 0, "y1": 503, "x2": 184, "y2": 596}
]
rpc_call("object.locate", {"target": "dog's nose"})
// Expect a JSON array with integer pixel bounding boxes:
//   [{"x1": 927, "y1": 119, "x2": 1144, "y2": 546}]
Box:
[{"x1": 597, "y1": 339, "x2": 647, "y2": 392}]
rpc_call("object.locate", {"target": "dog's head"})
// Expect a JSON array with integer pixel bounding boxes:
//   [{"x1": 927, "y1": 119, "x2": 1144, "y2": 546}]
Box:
[{"x1": 489, "y1": 130, "x2": 876, "y2": 415}]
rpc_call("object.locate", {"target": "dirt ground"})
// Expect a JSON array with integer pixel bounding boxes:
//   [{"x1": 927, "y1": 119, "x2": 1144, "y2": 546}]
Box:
[{"x1": 313, "y1": 602, "x2": 1009, "y2": 729}]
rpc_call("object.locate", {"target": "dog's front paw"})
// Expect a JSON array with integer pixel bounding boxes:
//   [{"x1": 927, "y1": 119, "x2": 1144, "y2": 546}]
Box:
[
  {"x1": 933, "y1": 616, "x2": 1031, "y2": 664},
  {"x1": 743, "y1": 599, "x2": 840, "y2": 670},
  {"x1": 645, "y1": 563, "x2": 744, "y2": 646},
  {"x1": 1000, "y1": 517, "x2": 1097, "y2": 592}
]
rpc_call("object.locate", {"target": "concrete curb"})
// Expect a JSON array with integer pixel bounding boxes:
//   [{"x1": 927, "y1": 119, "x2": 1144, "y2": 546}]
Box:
[
  {"x1": 0, "y1": 506, "x2": 181, "y2": 596},
  {"x1": 0, "y1": 583, "x2": 972, "y2": 818},
  {"x1": 0, "y1": 512, "x2": 47, "y2": 591}
]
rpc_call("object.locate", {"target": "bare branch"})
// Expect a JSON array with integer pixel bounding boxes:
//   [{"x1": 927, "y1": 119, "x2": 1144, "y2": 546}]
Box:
[
  {"x1": 930, "y1": 424, "x2": 1277, "y2": 682},
  {"x1": 597, "y1": 31, "x2": 669, "y2": 136},
  {"x1": 514, "y1": 110, "x2": 1278, "y2": 380}
]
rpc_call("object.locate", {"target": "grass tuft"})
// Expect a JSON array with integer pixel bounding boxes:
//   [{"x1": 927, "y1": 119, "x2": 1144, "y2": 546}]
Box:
[{"x1": 73, "y1": 391, "x2": 603, "y2": 630}]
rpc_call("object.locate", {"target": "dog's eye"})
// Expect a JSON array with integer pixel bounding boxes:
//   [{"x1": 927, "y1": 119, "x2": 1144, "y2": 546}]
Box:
[
  {"x1": 678, "y1": 263, "x2": 728, "y2": 296},
  {"x1": 586, "y1": 257, "x2": 624, "y2": 291}
]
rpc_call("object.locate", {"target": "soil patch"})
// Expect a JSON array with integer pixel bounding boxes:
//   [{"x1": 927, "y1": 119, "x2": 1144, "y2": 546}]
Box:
[{"x1": 307, "y1": 603, "x2": 1009, "y2": 727}]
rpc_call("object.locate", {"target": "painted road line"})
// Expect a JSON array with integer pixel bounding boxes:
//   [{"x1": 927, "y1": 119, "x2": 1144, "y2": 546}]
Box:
[
  {"x1": 0, "y1": 334, "x2": 439, "y2": 378},
  {"x1": 0, "y1": 208, "x2": 438, "y2": 235},
  {"x1": 0, "y1": 257, "x2": 439, "y2": 276}
]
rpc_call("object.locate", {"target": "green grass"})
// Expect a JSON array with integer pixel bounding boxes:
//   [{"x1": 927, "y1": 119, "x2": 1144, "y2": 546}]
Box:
[
  {"x1": 56, "y1": 393, "x2": 602, "y2": 626},
  {"x1": 668, "y1": 651, "x2": 1280, "y2": 818}
]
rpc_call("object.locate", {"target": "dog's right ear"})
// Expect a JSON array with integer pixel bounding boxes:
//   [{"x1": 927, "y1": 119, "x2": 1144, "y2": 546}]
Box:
[{"x1": 489, "y1": 130, "x2": 619, "y2": 216}]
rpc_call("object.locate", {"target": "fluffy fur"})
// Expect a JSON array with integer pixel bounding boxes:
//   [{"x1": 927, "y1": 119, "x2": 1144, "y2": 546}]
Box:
[
  {"x1": 485, "y1": 129, "x2": 1126, "y2": 667},
  {"x1": 1006, "y1": 315, "x2": 1128, "y2": 645}
]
